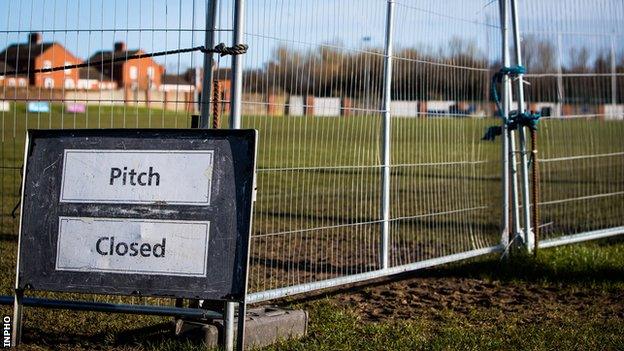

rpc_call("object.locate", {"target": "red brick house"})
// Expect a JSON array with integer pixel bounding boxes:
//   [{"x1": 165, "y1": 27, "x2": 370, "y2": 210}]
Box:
[
  {"x1": 0, "y1": 33, "x2": 82, "y2": 89},
  {"x1": 87, "y1": 42, "x2": 164, "y2": 90},
  {"x1": 0, "y1": 62, "x2": 28, "y2": 87},
  {"x1": 77, "y1": 67, "x2": 117, "y2": 90}
]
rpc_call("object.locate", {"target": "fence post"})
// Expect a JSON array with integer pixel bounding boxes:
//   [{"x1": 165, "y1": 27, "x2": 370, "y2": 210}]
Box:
[
  {"x1": 200, "y1": 0, "x2": 219, "y2": 128},
  {"x1": 230, "y1": 0, "x2": 245, "y2": 129},
  {"x1": 556, "y1": 33, "x2": 564, "y2": 107},
  {"x1": 498, "y1": 0, "x2": 511, "y2": 250},
  {"x1": 380, "y1": 0, "x2": 395, "y2": 270},
  {"x1": 227, "y1": 1, "x2": 246, "y2": 350},
  {"x1": 510, "y1": 0, "x2": 534, "y2": 252},
  {"x1": 611, "y1": 34, "x2": 617, "y2": 111}
]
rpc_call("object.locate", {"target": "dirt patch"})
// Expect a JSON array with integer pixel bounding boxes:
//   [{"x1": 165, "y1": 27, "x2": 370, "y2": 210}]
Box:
[{"x1": 330, "y1": 276, "x2": 624, "y2": 324}]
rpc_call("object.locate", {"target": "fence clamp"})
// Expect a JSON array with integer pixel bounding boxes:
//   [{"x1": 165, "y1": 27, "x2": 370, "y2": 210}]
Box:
[{"x1": 483, "y1": 65, "x2": 540, "y2": 141}]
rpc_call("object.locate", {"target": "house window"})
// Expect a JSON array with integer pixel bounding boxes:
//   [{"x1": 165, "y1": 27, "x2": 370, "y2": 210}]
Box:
[
  {"x1": 64, "y1": 61, "x2": 72, "y2": 74},
  {"x1": 43, "y1": 60, "x2": 52, "y2": 70},
  {"x1": 64, "y1": 78, "x2": 75, "y2": 89},
  {"x1": 129, "y1": 66, "x2": 138, "y2": 80},
  {"x1": 18, "y1": 79, "x2": 27, "y2": 87},
  {"x1": 8, "y1": 78, "x2": 15, "y2": 87},
  {"x1": 44, "y1": 77, "x2": 54, "y2": 89},
  {"x1": 147, "y1": 67, "x2": 156, "y2": 90}
]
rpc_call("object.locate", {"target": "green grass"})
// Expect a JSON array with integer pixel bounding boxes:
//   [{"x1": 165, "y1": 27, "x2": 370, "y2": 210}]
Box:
[
  {"x1": 0, "y1": 103, "x2": 623, "y2": 349},
  {"x1": 276, "y1": 301, "x2": 624, "y2": 351},
  {"x1": 266, "y1": 238, "x2": 624, "y2": 351},
  {"x1": 2, "y1": 238, "x2": 621, "y2": 350}
]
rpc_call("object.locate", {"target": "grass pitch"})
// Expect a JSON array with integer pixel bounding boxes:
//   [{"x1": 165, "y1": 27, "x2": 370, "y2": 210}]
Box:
[{"x1": 0, "y1": 102, "x2": 623, "y2": 350}]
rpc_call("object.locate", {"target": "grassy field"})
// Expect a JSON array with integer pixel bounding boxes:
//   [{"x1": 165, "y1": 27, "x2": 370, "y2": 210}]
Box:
[
  {"x1": 0, "y1": 103, "x2": 623, "y2": 349},
  {"x1": 266, "y1": 237, "x2": 624, "y2": 351},
  {"x1": 0, "y1": 237, "x2": 622, "y2": 350}
]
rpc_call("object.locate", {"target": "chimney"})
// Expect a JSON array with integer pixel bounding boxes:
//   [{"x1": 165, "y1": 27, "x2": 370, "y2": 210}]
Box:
[
  {"x1": 28, "y1": 32, "x2": 42, "y2": 45},
  {"x1": 114, "y1": 42, "x2": 126, "y2": 52}
]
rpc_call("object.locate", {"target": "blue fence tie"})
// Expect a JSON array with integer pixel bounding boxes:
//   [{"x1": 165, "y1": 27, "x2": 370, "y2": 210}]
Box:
[
  {"x1": 491, "y1": 65, "x2": 527, "y2": 118},
  {"x1": 508, "y1": 110, "x2": 541, "y2": 131},
  {"x1": 483, "y1": 65, "x2": 539, "y2": 141}
]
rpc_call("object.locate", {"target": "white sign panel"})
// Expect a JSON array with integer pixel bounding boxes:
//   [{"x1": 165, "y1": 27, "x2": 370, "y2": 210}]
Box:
[
  {"x1": 60, "y1": 149, "x2": 214, "y2": 205},
  {"x1": 55, "y1": 217, "x2": 210, "y2": 277}
]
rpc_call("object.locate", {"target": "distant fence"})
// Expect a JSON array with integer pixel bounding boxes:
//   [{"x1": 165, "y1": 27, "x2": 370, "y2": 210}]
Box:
[
  {"x1": 0, "y1": 88, "x2": 196, "y2": 112},
  {"x1": 0, "y1": 0, "x2": 623, "y2": 309}
]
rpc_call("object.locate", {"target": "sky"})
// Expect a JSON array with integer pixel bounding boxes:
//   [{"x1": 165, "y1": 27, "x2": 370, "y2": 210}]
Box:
[{"x1": 0, "y1": 0, "x2": 621, "y2": 73}]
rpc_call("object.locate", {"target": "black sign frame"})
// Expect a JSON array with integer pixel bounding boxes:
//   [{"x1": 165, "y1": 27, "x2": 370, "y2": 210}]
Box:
[{"x1": 14, "y1": 129, "x2": 257, "y2": 301}]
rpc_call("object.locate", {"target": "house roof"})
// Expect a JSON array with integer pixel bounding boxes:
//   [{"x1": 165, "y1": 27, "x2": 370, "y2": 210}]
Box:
[
  {"x1": 162, "y1": 73, "x2": 193, "y2": 86},
  {"x1": 86, "y1": 50, "x2": 145, "y2": 68},
  {"x1": 79, "y1": 67, "x2": 113, "y2": 81},
  {"x1": 0, "y1": 62, "x2": 15, "y2": 74},
  {"x1": 0, "y1": 42, "x2": 56, "y2": 61},
  {"x1": 0, "y1": 42, "x2": 57, "y2": 75}
]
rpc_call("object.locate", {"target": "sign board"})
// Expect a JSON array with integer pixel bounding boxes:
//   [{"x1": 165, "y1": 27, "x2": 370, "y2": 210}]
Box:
[
  {"x1": 0, "y1": 101, "x2": 9, "y2": 112},
  {"x1": 27, "y1": 101, "x2": 50, "y2": 113},
  {"x1": 16, "y1": 129, "x2": 257, "y2": 300},
  {"x1": 65, "y1": 102, "x2": 86, "y2": 113}
]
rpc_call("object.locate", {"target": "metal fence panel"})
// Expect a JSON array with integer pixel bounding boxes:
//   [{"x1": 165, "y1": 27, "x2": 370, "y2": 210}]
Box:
[
  {"x1": 239, "y1": 0, "x2": 505, "y2": 301},
  {"x1": 515, "y1": 0, "x2": 624, "y2": 247},
  {"x1": 388, "y1": 0, "x2": 503, "y2": 269},
  {"x1": 0, "y1": 0, "x2": 623, "y2": 308},
  {"x1": 241, "y1": 0, "x2": 387, "y2": 298},
  {"x1": 0, "y1": 0, "x2": 211, "y2": 308}
]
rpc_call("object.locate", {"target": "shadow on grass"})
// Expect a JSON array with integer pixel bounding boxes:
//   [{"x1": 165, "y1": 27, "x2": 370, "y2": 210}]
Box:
[
  {"x1": 0, "y1": 233, "x2": 17, "y2": 242},
  {"x1": 251, "y1": 256, "x2": 376, "y2": 276},
  {"x1": 419, "y1": 236, "x2": 624, "y2": 285},
  {"x1": 277, "y1": 236, "x2": 624, "y2": 304},
  {"x1": 22, "y1": 321, "x2": 211, "y2": 350}
]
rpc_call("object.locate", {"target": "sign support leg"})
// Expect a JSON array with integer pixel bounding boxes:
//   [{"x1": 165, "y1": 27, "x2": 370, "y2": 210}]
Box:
[
  {"x1": 236, "y1": 301, "x2": 246, "y2": 350},
  {"x1": 224, "y1": 301, "x2": 236, "y2": 351},
  {"x1": 12, "y1": 289, "x2": 24, "y2": 347}
]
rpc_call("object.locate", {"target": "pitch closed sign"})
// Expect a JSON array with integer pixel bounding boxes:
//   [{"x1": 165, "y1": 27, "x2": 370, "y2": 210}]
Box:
[{"x1": 16, "y1": 129, "x2": 257, "y2": 299}]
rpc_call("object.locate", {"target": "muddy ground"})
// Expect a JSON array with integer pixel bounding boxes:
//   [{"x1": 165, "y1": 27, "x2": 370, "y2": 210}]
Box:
[{"x1": 329, "y1": 276, "x2": 624, "y2": 324}]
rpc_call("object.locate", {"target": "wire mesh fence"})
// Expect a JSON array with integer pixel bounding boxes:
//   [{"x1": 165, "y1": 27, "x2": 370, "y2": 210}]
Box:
[
  {"x1": 239, "y1": 0, "x2": 505, "y2": 300},
  {"x1": 0, "y1": 0, "x2": 622, "y2": 309},
  {"x1": 241, "y1": 0, "x2": 387, "y2": 296},
  {"x1": 388, "y1": 0, "x2": 502, "y2": 269},
  {"x1": 515, "y1": 0, "x2": 624, "y2": 246},
  {"x1": 0, "y1": 0, "x2": 218, "y2": 308}
]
